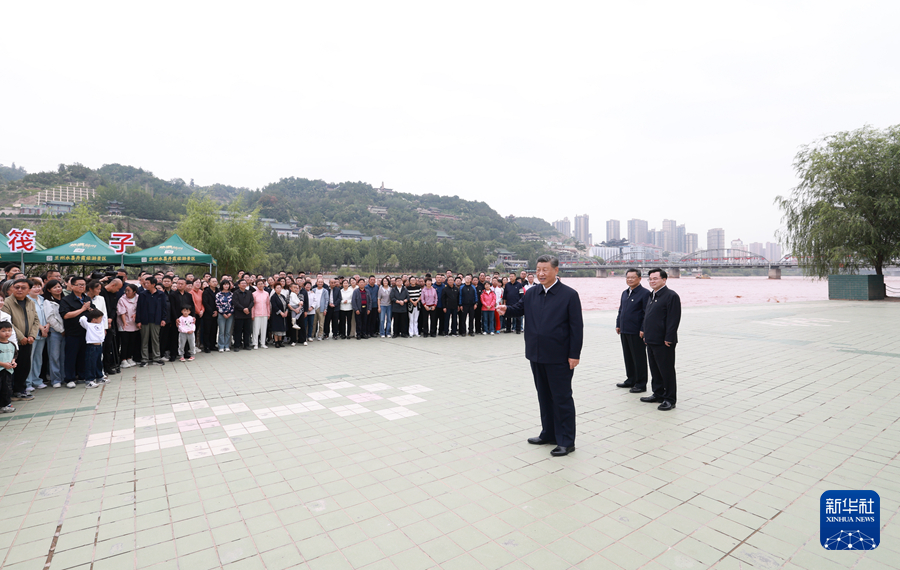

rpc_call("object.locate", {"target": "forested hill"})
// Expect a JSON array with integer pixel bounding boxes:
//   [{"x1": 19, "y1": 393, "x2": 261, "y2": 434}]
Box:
[
  {"x1": 1, "y1": 162, "x2": 558, "y2": 248},
  {"x1": 247, "y1": 177, "x2": 519, "y2": 243}
]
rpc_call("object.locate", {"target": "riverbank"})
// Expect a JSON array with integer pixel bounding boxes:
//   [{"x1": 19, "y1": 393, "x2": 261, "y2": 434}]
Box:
[{"x1": 564, "y1": 275, "x2": 900, "y2": 310}]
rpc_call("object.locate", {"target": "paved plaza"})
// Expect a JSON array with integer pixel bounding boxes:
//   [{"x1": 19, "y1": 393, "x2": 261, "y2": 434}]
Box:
[{"x1": 0, "y1": 300, "x2": 897, "y2": 569}]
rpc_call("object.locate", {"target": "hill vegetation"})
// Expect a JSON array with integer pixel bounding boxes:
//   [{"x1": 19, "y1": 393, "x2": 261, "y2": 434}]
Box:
[{"x1": 1, "y1": 162, "x2": 561, "y2": 274}]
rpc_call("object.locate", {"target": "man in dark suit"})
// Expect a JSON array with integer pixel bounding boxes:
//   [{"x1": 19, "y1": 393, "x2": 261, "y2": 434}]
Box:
[
  {"x1": 640, "y1": 268, "x2": 681, "y2": 411},
  {"x1": 498, "y1": 255, "x2": 583, "y2": 457},
  {"x1": 615, "y1": 269, "x2": 650, "y2": 393}
]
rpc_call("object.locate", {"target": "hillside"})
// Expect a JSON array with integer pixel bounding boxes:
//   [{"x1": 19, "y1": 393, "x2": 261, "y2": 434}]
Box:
[{"x1": 1, "y1": 162, "x2": 562, "y2": 273}]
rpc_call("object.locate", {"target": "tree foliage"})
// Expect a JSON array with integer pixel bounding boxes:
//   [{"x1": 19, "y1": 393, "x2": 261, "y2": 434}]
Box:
[
  {"x1": 177, "y1": 195, "x2": 268, "y2": 276},
  {"x1": 37, "y1": 203, "x2": 115, "y2": 248},
  {"x1": 776, "y1": 125, "x2": 900, "y2": 277},
  {"x1": 0, "y1": 163, "x2": 26, "y2": 183}
]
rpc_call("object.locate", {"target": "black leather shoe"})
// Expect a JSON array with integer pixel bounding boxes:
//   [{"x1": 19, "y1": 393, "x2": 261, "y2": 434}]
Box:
[
  {"x1": 658, "y1": 401, "x2": 676, "y2": 411},
  {"x1": 640, "y1": 396, "x2": 662, "y2": 403},
  {"x1": 629, "y1": 387, "x2": 647, "y2": 393},
  {"x1": 616, "y1": 382, "x2": 634, "y2": 388},
  {"x1": 550, "y1": 445, "x2": 575, "y2": 456},
  {"x1": 527, "y1": 437, "x2": 555, "y2": 445}
]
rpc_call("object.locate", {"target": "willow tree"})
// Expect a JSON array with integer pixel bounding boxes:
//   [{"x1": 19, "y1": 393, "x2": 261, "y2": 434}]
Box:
[
  {"x1": 177, "y1": 195, "x2": 267, "y2": 275},
  {"x1": 776, "y1": 125, "x2": 900, "y2": 277}
]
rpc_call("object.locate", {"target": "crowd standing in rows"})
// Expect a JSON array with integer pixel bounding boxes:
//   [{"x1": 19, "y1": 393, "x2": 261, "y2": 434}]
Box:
[{"x1": 0, "y1": 263, "x2": 537, "y2": 414}]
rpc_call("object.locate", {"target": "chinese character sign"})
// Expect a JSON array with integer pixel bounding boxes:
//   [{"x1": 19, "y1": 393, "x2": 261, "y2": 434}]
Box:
[
  {"x1": 7, "y1": 228, "x2": 36, "y2": 253},
  {"x1": 821, "y1": 490, "x2": 879, "y2": 550},
  {"x1": 110, "y1": 233, "x2": 136, "y2": 254}
]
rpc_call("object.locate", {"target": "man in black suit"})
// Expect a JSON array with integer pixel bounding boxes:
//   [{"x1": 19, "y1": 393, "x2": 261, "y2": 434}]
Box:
[
  {"x1": 498, "y1": 255, "x2": 583, "y2": 457},
  {"x1": 615, "y1": 269, "x2": 650, "y2": 393},
  {"x1": 640, "y1": 268, "x2": 681, "y2": 411}
]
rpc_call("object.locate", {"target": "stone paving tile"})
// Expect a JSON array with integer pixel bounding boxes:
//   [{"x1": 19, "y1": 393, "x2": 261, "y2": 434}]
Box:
[{"x1": 0, "y1": 300, "x2": 897, "y2": 568}]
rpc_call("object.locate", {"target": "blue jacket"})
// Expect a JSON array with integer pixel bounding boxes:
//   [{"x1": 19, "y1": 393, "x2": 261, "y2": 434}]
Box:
[
  {"x1": 136, "y1": 288, "x2": 170, "y2": 326},
  {"x1": 615, "y1": 285, "x2": 650, "y2": 335},
  {"x1": 503, "y1": 279, "x2": 583, "y2": 364},
  {"x1": 642, "y1": 286, "x2": 681, "y2": 345},
  {"x1": 459, "y1": 284, "x2": 479, "y2": 306},
  {"x1": 504, "y1": 281, "x2": 524, "y2": 306},
  {"x1": 364, "y1": 283, "x2": 379, "y2": 307},
  {"x1": 433, "y1": 283, "x2": 445, "y2": 308}
]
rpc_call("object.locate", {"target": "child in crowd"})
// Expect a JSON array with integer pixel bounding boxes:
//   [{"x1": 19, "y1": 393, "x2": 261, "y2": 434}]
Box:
[
  {"x1": 0, "y1": 321, "x2": 17, "y2": 413},
  {"x1": 480, "y1": 286, "x2": 497, "y2": 335},
  {"x1": 79, "y1": 309, "x2": 106, "y2": 388},
  {"x1": 177, "y1": 307, "x2": 196, "y2": 362}
]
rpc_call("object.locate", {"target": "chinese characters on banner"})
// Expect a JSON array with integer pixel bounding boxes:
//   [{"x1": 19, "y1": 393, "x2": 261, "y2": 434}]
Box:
[
  {"x1": 110, "y1": 233, "x2": 136, "y2": 254},
  {"x1": 7, "y1": 228, "x2": 36, "y2": 253}
]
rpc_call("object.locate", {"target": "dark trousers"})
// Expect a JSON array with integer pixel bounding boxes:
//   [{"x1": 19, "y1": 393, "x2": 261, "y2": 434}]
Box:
[
  {"x1": 206, "y1": 316, "x2": 218, "y2": 351},
  {"x1": 460, "y1": 305, "x2": 475, "y2": 335},
  {"x1": 647, "y1": 343, "x2": 677, "y2": 404},
  {"x1": 530, "y1": 361, "x2": 576, "y2": 447},
  {"x1": 103, "y1": 330, "x2": 119, "y2": 372},
  {"x1": 445, "y1": 310, "x2": 458, "y2": 335},
  {"x1": 202, "y1": 316, "x2": 217, "y2": 351},
  {"x1": 422, "y1": 308, "x2": 438, "y2": 336},
  {"x1": 84, "y1": 344, "x2": 103, "y2": 382},
  {"x1": 292, "y1": 313, "x2": 305, "y2": 343},
  {"x1": 232, "y1": 318, "x2": 252, "y2": 349},
  {"x1": 12, "y1": 342, "x2": 31, "y2": 394},
  {"x1": 437, "y1": 309, "x2": 447, "y2": 335},
  {"x1": 64, "y1": 335, "x2": 85, "y2": 383},
  {"x1": 160, "y1": 323, "x2": 172, "y2": 357},
  {"x1": 0, "y1": 370, "x2": 12, "y2": 407},
  {"x1": 621, "y1": 333, "x2": 648, "y2": 389},
  {"x1": 331, "y1": 307, "x2": 341, "y2": 337},
  {"x1": 367, "y1": 309, "x2": 379, "y2": 336},
  {"x1": 505, "y1": 316, "x2": 522, "y2": 333},
  {"x1": 474, "y1": 307, "x2": 482, "y2": 333},
  {"x1": 339, "y1": 311, "x2": 352, "y2": 338},
  {"x1": 392, "y1": 312, "x2": 409, "y2": 337},
  {"x1": 324, "y1": 306, "x2": 334, "y2": 337},
  {"x1": 119, "y1": 330, "x2": 141, "y2": 362},
  {"x1": 354, "y1": 309, "x2": 367, "y2": 338}
]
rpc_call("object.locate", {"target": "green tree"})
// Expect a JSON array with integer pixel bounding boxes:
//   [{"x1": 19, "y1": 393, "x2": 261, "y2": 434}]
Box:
[
  {"x1": 177, "y1": 195, "x2": 268, "y2": 276},
  {"x1": 776, "y1": 125, "x2": 900, "y2": 277},
  {"x1": 38, "y1": 203, "x2": 115, "y2": 248}
]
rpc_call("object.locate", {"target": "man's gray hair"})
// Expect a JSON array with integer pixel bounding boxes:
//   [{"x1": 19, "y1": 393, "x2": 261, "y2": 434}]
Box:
[{"x1": 536, "y1": 254, "x2": 559, "y2": 268}]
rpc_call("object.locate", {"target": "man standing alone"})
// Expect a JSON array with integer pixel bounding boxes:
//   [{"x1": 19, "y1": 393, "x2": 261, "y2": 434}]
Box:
[
  {"x1": 498, "y1": 255, "x2": 583, "y2": 457},
  {"x1": 640, "y1": 268, "x2": 681, "y2": 411},
  {"x1": 615, "y1": 269, "x2": 650, "y2": 393}
]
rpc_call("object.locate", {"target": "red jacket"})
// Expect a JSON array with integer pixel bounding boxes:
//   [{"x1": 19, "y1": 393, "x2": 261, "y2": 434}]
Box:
[{"x1": 480, "y1": 290, "x2": 496, "y2": 311}]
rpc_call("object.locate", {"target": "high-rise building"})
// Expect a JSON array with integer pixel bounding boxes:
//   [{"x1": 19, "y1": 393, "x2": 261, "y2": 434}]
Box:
[
  {"x1": 553, "y1": 217, "x2": 571, "y2": 237},
  {"x1": 647, "y1": 228, "x2": 660, "y2": 248},
  {"x1": 765, "y1": 242, "x2": 783, "y2": 262},
  {"x1": 707, "y1": 228, "x2": 725, "y2": 251},
  {"x1": 606, "y1": 219, "x2": 620, "y2": 242},
  {"x1": 662, "y1": 219, "x2": 677, "y2": 252},
  {"x1": 627, "y1": 219, "x2": 648, "y2": 245},
  {"x1": 749, "y1": 242, "x2": 765, "y2": 256},
  {"x1": 731, "y1": 239, "x2": 746, "y2": 252},
  {"x1": 676, "y1": 224, "x2": 686, "y2": 253},
  {"x1": 574, "y1": 214, "x2": 590, "y2": 245},
  {"x1": 685, "y1": 233, "x2": 698, "y2": 253},
  {"x1": 588, "y1": 233, "x2": 593, "y2": 246}
]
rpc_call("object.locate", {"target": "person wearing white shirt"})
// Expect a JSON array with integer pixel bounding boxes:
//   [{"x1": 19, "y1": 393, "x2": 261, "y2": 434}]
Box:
[{"x1": 26, "y1": 279, "x2": 50, "y2": 390}]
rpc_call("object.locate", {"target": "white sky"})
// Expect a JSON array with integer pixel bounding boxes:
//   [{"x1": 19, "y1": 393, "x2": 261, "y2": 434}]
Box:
[{"x1": 3, "y1": 1, "x2": 899, "y2": 248}]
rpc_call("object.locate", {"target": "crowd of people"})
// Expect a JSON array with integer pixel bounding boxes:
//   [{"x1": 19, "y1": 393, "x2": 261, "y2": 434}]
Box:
[{"x1": 0, "y1": 263, "x2": 536, "y2": 414}]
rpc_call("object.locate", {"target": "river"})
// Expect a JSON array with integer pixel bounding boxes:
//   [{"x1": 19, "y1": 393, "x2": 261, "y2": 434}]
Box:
[{"x1": 560, "y1": 276, "x2": 900, "y2": 310}]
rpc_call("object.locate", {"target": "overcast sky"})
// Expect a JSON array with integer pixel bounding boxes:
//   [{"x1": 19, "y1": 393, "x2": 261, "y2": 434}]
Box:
[{"x1": 3, "y1": 1, "x2": 898, "y2": 248}]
